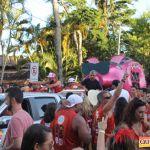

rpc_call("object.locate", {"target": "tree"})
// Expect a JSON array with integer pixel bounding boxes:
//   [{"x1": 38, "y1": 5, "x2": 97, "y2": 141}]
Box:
[
  {"x1": 0, "y1": 0, "x2": 31, "y2": 84},
  {"x1": 52, "y1": 0, "x2": 63, "y2": 82},
  {"x1": 124, "y1": 12, "x2": 150, "y2": 77}
]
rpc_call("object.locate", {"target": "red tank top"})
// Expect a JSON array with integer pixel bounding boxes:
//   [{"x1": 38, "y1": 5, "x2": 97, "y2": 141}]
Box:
[
  {"x1": 51, "y1": 80, "x2": 63, "y2": 93},
  {"x1": 92, "y1": 105, "x2": 115, "y2": 143},
  {"x1": 51, "y1": 109, "x2": 82, "y2": 150}
]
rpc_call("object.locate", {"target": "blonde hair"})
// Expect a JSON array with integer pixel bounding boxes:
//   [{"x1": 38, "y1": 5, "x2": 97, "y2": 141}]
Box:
[{"x1": 82, "y1": 95, "x2": 93, "y2": 117}]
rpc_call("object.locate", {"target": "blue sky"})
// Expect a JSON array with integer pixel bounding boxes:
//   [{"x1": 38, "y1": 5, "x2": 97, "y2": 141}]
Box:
[{"x1": 25, "y1": 0, "x2": 150, "y2": 27}]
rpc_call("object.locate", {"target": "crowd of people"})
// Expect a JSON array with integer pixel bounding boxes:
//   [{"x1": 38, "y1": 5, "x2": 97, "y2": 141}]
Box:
[{"x1": 1, "y1": 70, "x2": 150, "y2": 150}]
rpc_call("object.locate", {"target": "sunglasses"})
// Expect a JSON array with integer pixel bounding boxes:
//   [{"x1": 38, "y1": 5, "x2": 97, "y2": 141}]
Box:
[{"x1": 104, "y1": 96, "x2": 111, "y2": 99}]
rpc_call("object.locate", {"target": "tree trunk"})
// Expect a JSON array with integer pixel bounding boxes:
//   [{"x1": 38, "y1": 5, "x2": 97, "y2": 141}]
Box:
[
  {"x1": 74, "y1": 30, "x2": 83, "y2": 66},
  {"x1": 52, "y1": 0, "x2": 63, "y2": 82},
  {"x1": 77, "y1": 30, "x2": 82, "y2": 66}
]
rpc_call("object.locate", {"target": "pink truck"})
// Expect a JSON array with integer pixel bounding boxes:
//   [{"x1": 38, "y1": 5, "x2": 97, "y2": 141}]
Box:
[{"x1": 82, "y1": 55, "x2": 147, "y2": 92}]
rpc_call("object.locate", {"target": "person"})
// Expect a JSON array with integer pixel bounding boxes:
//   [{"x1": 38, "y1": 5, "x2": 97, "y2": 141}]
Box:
[
  {"x1": 92, "y1": 73, "x2": 128, "y2": 150},
  {"x1": 21, "y1": 124, "x2": 53, "y2": 150},
  {"x1": 0, "y1": 85, "x2": 4, "y2": 93},
  {"x1": 30, "y1": 72, "x2": 63, "y2": 93},
  {"x1": 81, "y1": 70, "x2": 102, "y2": 91},
  {"x1": 130, "y1": 86, "x2": 139, "y2": 100},
  {"x1": 114, "y1": 97, "x2": 128, "y2": 126},
  {"x1": 97, "y1": 116, "x2": 137, "y2": 150},
  {"x1": 139, "y1": 88, "x2": 147, "y2": 102},
  {"x1": 110, "y1": 80, "x2": 130, "y2": 102},
  {"x1": 65, "y1": 77, "x2": 83, "y2": 90},
  {"x1": 122, "y1": 98, "x2": 148, "y2": 141},
  {"x1": 40, "y1": 103, "x2": 57, "y2": 127},
  {"x1": 51, "y1": 94, "x2": 91, "y2": 150},
  {"x1": 46, "y1": 72, "x2": 63, "y2": 93},
  {"x1": 145, "y1": 89, "x2": 150, "y2": 122},
  {"x1": 2, "y1": 87, "x2": 33, "y2": 150}
]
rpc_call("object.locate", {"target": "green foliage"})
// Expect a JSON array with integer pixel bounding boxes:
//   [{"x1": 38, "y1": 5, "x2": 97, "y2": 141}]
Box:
[
  {"x1": 1, "y1": 0, "x2": 148, "y2": 82},
  {"x1": 124, "y1": 12, "x2": 150, "y2": 76}
]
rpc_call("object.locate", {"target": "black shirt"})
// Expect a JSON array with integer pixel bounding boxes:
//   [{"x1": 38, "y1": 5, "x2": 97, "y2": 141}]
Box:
[{"x1": 81, "y1": 78, "x2": 102, "y2": 90}]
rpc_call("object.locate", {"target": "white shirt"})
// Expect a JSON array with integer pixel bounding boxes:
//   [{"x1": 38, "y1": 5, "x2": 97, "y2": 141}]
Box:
[{"x1": 110, "y1": 89, "x2": 130, "y2": 102}]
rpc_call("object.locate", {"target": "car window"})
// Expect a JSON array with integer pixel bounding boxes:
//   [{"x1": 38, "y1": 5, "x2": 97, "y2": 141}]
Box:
[{"x1": 29, "y1": 97, "x2": 57, "y2": 121}]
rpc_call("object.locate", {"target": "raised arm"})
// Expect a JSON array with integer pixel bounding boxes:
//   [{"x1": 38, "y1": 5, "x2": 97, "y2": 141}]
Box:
[{"x1": 103, "y1": 73, "x2": 128, "y2": 115}]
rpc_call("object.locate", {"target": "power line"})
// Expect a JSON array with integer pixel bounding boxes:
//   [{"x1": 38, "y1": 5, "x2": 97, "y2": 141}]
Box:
[{"x1": 12, "y1": 6, "x2": 50, "y2": 24}]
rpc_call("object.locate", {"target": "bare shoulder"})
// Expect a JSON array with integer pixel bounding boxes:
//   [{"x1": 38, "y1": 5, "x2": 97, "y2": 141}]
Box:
[{"x1": 72, "y1": 114, "x2": 86, "y2": 129}]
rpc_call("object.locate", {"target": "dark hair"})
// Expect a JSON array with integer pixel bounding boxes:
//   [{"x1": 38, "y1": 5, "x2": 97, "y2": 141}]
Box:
[
  {"x1": 44, "y1": 103, "x2": 57, "y2": 123},
  {"x1": 114, "y1": 97, "x2": 128, "y2": 126},
  {"x1": 0, "y1": 85, "x2": 4, "y2": 93},
  {"x1": 7, "y1": 87, "x2": 23, "y2": 103},
  {"x1": 120, "y1": 51, "x2": 124, "y2": 54},
  {"x1": 142, "y1": 88, "x2": 147, "y2": 93},
  {"x1": 21, "y1": 124, "x2": 51, "y2": 150},
  {"x1": 112, "y1": 80, "x2": 120, "y2": 87},
  {"x1": 108, "y1": 134, "x2": 136, "y2": 150},
  {"x1": 66, "y1": 92, "x2": 73, "y2": 99},
  {"x1": 123, "y1": 98, "x2": 145, "y2": 127}
]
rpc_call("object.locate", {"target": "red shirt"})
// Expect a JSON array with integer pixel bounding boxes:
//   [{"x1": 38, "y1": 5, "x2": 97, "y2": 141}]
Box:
[
  {"x1": 51, "y1": 80, "x2": 63, "y2": 93},
  {"x1": 92, "y1": 105, "x2": 115, "y2": 143},
  {"x1": 146, "y1": 105, "x2": 150, "y2": 122},
  {"x1": 51, "y1": 109, "x2": 82, "y2": 150}
]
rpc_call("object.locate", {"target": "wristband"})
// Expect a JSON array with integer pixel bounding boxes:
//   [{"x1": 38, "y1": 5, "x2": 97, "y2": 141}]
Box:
[{"x1": 98, "y1": 129, "x2": 105, "y2": 134}]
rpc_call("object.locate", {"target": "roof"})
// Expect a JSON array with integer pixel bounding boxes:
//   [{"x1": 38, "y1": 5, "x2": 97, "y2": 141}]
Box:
[{"x1": 0, "y1": 56, "x2": 16, "y2": 67}]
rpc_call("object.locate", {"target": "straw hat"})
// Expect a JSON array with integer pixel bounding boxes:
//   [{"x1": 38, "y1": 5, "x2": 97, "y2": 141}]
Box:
[{"x1": 88, "y1": 90, "x2": 100, "y2": 106}]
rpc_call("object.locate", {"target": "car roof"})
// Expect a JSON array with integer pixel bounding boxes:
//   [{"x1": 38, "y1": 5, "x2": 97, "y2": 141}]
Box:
[
  {"x1": 23, "y1": 92, "x2": 60, "y2": 98},
  {"x1": 0, "y1": 92, "x2": 61, "y2": 102}
]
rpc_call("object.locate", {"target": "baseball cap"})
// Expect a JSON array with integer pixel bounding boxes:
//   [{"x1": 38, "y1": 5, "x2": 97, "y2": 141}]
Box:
[
  {"x1": 66, "y1": 94, "x2": 83, "y2": 108},
  {"x1": 68, "y1": 77, "x2": 75, "y2": 83},
  {"x1": 47, "y1": 72, "x2": 56, "y2": 78}
]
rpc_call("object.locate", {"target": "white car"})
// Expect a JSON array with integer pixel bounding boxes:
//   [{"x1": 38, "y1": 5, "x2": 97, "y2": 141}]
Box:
[{"x1": 0, "y1": 92, "x2": 61, "y2": 145}]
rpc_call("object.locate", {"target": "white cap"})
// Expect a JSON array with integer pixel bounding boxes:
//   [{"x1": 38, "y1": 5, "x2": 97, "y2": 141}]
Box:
[
  {"x1": 68, "y1": 77, "x2": 75, "y2": 83},
  {"x1": 47, "y1": 72, "x2": 56, "y2": 78},
  {"x1": 88, "y1": 90, "x2": 100, "y2": 106},
  {"x1": 66, "y1": 94, "x2": 83, "y2": 108}
]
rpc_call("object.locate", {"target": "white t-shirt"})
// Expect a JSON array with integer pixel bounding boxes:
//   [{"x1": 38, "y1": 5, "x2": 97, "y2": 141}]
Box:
[{"x1": 110, "y1": 89, "x2": 130, "y2": 102}]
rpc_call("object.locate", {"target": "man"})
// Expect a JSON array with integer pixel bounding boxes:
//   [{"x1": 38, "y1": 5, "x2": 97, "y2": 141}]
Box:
[
  {"x1": 46, "y1": 72, "x2": 63, "y2": 93},
  {"x1": 51, "y1": 94, "x2": 91, "y2": 150},
  {"x1": 30, "y1": 72, "x2": 63, "y2": 93},
  {"x1": 2, "y1": 87, "x2": 33, "y2": 150},
  {"x1": 110, "y1": 80, "x2": 130, "y2": 102},
  {"x1": 65, "y1": 77, "x2": 83, "y2": 90},
  {"x1": 92, "y1": 73, "x2": 128, "y2": 150},
  {"x1": 81, "y1": 70, "x2": 102, "y2": 91}
]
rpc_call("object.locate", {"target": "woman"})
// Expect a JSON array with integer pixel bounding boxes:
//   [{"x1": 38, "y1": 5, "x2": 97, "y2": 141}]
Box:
[
  {"x1": 40, "y1": 103, "x2": 57, "y2": 127},
  {"x1": 97, "y1": 117, "x2": 137, "y2": 150},
  {"x1": 114, "y1": 97, "x2": 128, "y2": 126},
  {"x1": 122, "y1": 98, "x2": 148, "y2": 139},
  {"x1": 21, "y1": 124, "x2": 53, "y2": 150},
  {"x1": 130, "y1": 86, "x2": 139, "y2": 100}
]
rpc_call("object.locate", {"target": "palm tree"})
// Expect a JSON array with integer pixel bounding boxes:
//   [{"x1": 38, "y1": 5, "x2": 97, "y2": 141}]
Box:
[{"x1": 52, "y1": 0, "x2": 63, "y2": 82}]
